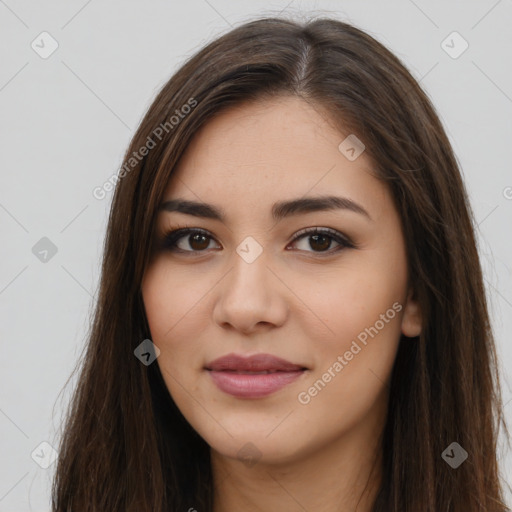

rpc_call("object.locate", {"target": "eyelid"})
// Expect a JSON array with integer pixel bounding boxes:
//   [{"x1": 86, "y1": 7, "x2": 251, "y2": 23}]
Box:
[{"x1": 290, "y1": 226, "x2": 354, "y2": 247}]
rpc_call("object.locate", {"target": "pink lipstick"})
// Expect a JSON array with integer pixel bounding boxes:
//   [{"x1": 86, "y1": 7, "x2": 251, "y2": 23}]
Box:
[{"x1": 205, "y1": 353, "x2": 307, "y2": 399}]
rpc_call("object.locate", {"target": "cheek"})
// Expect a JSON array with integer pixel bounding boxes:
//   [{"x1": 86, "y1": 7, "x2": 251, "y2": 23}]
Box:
[
  {"x1": 142, "y1": 262, "x2": 204, "y2": 368},
  {"x1": 143, "y1": 261, "x2": 206, "y2": 340},
  {"x1": 292, "y1": 261, "x2": 405, "y2": 348},
  {"x1": 289, "y1": 255, "x2": 406, "y2": 418},
  {"x1": 293, "y1": 275, "x2": 403, "y2": 431}
]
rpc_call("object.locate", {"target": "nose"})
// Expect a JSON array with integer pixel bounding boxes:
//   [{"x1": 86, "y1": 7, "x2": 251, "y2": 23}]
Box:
[{"x1": 212, "y1": 249, "x2": 288, "y2": 335}]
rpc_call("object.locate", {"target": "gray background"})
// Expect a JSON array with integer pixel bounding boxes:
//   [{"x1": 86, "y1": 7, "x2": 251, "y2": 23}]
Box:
[{"x1": 0, "y1": 1, "x2": 511, "y2": 510}]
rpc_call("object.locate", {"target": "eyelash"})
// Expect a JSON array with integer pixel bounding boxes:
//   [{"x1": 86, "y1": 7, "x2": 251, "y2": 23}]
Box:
[{"x1": 157, "y1": 225, "x2": 356, "y2": 256}]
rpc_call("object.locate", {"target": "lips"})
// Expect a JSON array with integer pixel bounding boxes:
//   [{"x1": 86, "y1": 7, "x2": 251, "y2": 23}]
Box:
[
  {"x1": 205, "y1": 353, "x2": 306, "y2": 372},
  {"x1": 205, "y1": 353, "x2": 307, "y2": 399}
]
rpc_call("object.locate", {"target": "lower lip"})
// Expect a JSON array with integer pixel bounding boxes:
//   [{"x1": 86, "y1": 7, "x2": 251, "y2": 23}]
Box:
[{"x1": 207, "y1": 370, "x2": 305, "y2": 398}]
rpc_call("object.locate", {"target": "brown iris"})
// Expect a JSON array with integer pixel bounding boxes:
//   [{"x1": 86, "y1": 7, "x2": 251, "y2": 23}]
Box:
[
  {"x1": 309, "y1": 233, "x2": 331, "y2": 252},
  {"x1": 188, "y1": 233, "x2": 210, "y2": 251}
]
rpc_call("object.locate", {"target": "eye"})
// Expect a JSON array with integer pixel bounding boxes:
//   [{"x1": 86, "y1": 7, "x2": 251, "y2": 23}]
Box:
[
  {"x1": 158, "y1": 226, "x2": 355, "y2": 255},
  {"x1": 159, "y1": 227, "x2": 220, "y2": 253},
  {"x1": 288, "y1": 227, "x2": 355, "y2": 254}
]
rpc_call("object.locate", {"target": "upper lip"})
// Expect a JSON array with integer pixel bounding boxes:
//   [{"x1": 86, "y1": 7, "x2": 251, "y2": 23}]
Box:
[{"x1": 205, "y1": 353, "x2": 306, "y2": 372}]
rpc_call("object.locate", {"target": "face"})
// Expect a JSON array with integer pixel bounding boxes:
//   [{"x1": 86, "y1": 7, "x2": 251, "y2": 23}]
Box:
[{"x1": 142, "y1": 95, "x2": 422, "y2": 466}]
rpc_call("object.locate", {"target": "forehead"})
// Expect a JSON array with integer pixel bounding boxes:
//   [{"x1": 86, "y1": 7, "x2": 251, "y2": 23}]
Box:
[{"x1": 162, "y1": 96, "x2": 388, "y2": 218}]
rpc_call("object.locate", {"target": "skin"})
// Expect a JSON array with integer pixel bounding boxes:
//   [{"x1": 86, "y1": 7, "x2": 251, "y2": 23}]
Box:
[{"x1": 142, "y1": 95, "x2": 422, "y2": 512}]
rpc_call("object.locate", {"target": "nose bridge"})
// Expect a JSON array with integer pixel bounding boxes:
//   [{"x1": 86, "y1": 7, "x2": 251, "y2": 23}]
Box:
[{"x1": 226, "y1": 238, "x2": 272, "y2": 298}]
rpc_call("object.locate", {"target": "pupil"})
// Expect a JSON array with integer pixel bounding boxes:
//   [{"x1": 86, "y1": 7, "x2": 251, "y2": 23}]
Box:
[
  {"x1": 310, "y1": 234, "x2": 330, "y2": 251},
  {"x1": 190, "y1": 234, "x2": 209, "y2": 250}
]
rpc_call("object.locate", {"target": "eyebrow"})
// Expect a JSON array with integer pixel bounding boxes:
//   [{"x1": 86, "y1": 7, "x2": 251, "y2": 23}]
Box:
[{"x1": 159, "y1": 195, "x2": 371, "y2": 222}]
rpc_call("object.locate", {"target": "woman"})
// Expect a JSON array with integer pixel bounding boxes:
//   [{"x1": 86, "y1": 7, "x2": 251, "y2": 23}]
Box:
[{"x1": 51, "y1": 15, "x2": 510, "y2": 512}]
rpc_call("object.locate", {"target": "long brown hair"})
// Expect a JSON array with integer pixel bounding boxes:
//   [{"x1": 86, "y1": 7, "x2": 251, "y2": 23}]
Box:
[{"x1": 51, "y1": 15, "x2": 510, "y2": 511}]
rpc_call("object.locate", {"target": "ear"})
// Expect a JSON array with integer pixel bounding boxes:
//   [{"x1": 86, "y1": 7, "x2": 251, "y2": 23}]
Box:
[{"x1": 401, "y1": 286, "x2": 422, "y2": 338}]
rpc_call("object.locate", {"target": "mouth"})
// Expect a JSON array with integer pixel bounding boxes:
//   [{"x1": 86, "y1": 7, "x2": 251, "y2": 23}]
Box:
[
  {"x1": 214, "y1": 369, "x2": 299, "y2": 374},
  {"x1": 205, "y1": 353, "x2": 308, "y2": 398},
  {"x1": 205, "y1": 352, "x2": 307, "y2": 372}
]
